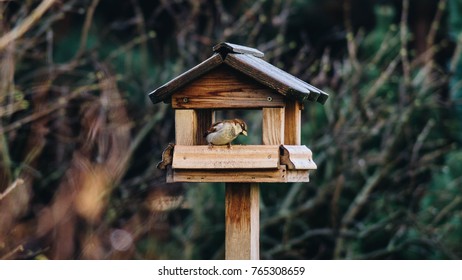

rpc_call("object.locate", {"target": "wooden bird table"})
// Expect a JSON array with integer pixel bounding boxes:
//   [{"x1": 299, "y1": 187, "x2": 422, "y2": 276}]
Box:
[{"x1": 149, "y1": 42, "x2": 328, "y2": 260}]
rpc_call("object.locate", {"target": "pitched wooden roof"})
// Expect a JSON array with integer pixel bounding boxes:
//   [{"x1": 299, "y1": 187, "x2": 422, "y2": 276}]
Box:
[{"x1": 149, "y1": 42, "x2": 329, "y2": 105}]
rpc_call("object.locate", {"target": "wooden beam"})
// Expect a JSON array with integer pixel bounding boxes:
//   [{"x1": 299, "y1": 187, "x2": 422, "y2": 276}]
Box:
[
  {"x1": 172, "y1": 91, "x2": 284, "y2": 109},
  {"x1": 172, "y1": 164, "x2": 313, "y2": 183},
  {"x1": 262, "y1": 107, "x2": 285, "y2": 145},
  {"x1": 175, "y1": 110, "x2": 195, "y2": 145},
  {"x1": 175, "y1": 109, "x2": 214, "y2": 145},
  {"x1": 172, "y1": 145, "x2": 279, "y2": 169},
  {"x1": 213, "y1": 42, "x2": 265, "y2": 58},
  {"x1": 286, "y1": 170, "x2": 310, "y2": 182},
  {"x1": 173, "y1": 167, "x2": 286, "y2": 183},
  {"x1": 172, "y1": 91, "x2": 283, "y2": 109},
  {"x1": 149, "y1": 53, "x2": 223, "y2": 104},
  {"x1": 172, "y1": 66, "x2": 284, "y2": 109},
  {"x1": 225, "y1": 183, "x2": 259, "y2": 260},
  {"x1": 224, "y1": 53, "x2": 327, "y2": 103},
  {"x1": 284, "y1": 100, "x2": 302, "y2": 145}
]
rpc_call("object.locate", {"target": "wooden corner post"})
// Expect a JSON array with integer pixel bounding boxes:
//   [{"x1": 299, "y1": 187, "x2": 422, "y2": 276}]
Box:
[
  {"x1": 284, "y1": 101, "x2": 301, "y2": 145},
  {"x1": 175, "y1": 109, "x2": 214, "y2": 145}
]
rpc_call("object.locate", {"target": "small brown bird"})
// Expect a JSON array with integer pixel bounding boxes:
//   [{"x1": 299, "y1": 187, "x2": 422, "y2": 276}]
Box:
[
  {"x1": 156, "y1": 143, "x2": 175, "y2": 170},
  {"x1": 204, "y1": 119, "x2": 248, "y2": 148}
]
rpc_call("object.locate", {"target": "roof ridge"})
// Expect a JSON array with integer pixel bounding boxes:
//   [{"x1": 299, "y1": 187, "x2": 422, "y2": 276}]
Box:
[{"x1": 213, "y1": 42, "x2": 264, "y2": 58}]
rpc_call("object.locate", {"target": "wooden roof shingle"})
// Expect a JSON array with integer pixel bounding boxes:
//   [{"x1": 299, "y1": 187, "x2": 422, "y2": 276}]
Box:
[{"x1": 149, "y1": 42, "x2": 329, "y2": 105}]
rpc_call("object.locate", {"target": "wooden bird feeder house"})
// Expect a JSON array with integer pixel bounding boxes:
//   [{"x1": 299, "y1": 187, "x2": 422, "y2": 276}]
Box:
[{"x1": 149, "y1": 42, "x2": 328, "y2": 260}]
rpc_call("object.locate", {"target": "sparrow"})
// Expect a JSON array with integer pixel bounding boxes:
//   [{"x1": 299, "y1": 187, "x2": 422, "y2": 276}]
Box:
[
  {"x1": 156, "y1": 143, "x2": 174, "y2": 170},
  {"x1": 204, "y1": 119, "x2": 248, "y2": 148}
]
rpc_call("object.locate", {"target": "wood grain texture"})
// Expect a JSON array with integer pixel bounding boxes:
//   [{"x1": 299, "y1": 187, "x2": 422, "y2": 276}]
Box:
[
  {"x1": 225, "y1": 183, "x2": 260, "y2": 260},
  {"x1": 286, "y1": 170, "x2": 310, "y2": 182},
  {"x1": 172, "y1": 167, "x2": 286, "y2": 183},
  {"x1": 213, "y1": 42, "x2": 264, "y2": 58},
  {"x1": 171, "y1": 166, "x2": 311, "y2": 183},
  {"x1": 194, "y1": 109, "x2": 214, "y2": 145},
  {"x1": 262, "y1": 108, "x2": 285, "y2": 145},
  {"x1": 224, "y1": 53, "x2": 329, "y2": 104},
  {"x1": 149, "y1": 53, "x2": 223, "y2": 104},
  {"x1": 175, "y1": 110, "x2": 195, "y2": 145},
  {"x1": 172, "y1": 145, "x2": 280, "y2": 169},
  {"x1": 175, "y1": 109, "x2": 214, "y2": 145},
  {"x1": 284, "y1": 100, "x2": 302, "y2": 145},
  {"x1": 280, "y1": 145, "x2": 317, "y2": 170},
  {"x1": 171, "y1": 66, "x2": 284, "y2": 109}
]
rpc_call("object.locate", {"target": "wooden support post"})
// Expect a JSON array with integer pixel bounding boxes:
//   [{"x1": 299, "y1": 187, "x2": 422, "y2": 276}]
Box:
[
  {"x1": 225, "y1": 183, "x2": 260, "y2": 260},
  {"x1": 175, "y1": 110, "x2": 195, "y2": 145},
  {"x1": 284, "y1": 101, "x2": 301, "y2": 145},
  {"x1": 263, "y1": 107, "x2": 285, "y2": 145},
  {"x1": 175, "y1": 109, "x2": 214, "y2": 145}
]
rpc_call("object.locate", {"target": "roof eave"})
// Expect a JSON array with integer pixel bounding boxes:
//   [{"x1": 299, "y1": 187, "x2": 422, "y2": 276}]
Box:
[
  {"x1": 148, "y1": 53, "x2": 224, "y2": 104},
  {"x1": 224, "y1": 53, "x2": 329, "y2": 104}
]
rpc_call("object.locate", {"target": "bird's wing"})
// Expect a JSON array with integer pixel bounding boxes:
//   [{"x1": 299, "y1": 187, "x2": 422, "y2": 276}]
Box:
[{"x1": 204, "y1": 121, "x2": 224, "y2": 136}]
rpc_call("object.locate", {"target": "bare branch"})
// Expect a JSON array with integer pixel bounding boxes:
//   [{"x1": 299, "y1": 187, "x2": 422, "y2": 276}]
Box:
[
  {"x1": 0, "y1": 178, "x2": 24, "y2": 201},
  {"x1": 0, "y1": 0, "x2": 58, "y2": 51}
]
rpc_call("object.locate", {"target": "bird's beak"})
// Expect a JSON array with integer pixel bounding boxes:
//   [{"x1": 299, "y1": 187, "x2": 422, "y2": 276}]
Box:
[{"x1": 242, "y1": 130, "x2": 247, "y2": 136}]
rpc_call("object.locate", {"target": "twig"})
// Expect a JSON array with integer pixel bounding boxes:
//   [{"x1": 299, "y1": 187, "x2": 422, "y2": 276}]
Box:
[
  {"x1": 75, "y1": 0, "x2": 100, "y2": 58},
  {"x1": 410, "y1": 42, "x2": 444, "y2": 68},
  {"x1": 104, "y1": 33, "x2": 155, "y2": 62},
  {"x1": 426, "y1": 0, "x2": 447, "y2": 54},
  {"x1": 364, "y1": 54, "x2": 400, "y2": 105},
  {"x1": 422, "y1": 0, "x2": 447, "y2": 76},
  {"x1": 264, "y1": 227, "x2": 357, "y2": 259},
  {"x1": 223, "y1": 0, "x2": 264, "y2": 39},
  {"x1": 0, "y1": 0, "x2": 57, "y2": 51},
  {"x1": 0, "y1": 84, "x2": 101, "y2": 134},
  {"x1": 262, "y1": 179, "x2": 333, "y2": 229},
  {"x1": 432, "y1": 196, "x2": 462, "y2": 225},
  {"x1": 410, "y1": 119, "x2": 435, "y2": 165},
  {"x1": 340, "y1": 166, "x2": 390, "y2": 228},
  {"x1": 358, "y1": 211, "x2": 402, "y2": 239},
  {"x1": 265, "y1": 228, "x2": 334, "y2": 256},
  {"x1": 278, "y1": 182, "x2": 302, "y2": 216},
  {"x1": 0, "y1": 178, "x2": 23, "y2": 201},
  {"x1": 334, "y1": 157, "x2": 396, "y2": 259},
  {"x1": 369, "y1": 31, "x2": 399, "y2": 66},
  {"x1": 343, "y1": 0, "x2": 360, "y2": 71},
  {"x1": 0, "y1": 101, "x2": 27, "y2": 118},
  {"x1": 131, "y1": 0, "x2": 149, "y2": 84},
  {"x1": 0, "y1": 245, "x2": 24, "y2": 260},
  {"x1": 127, "y1": 104, "x2": 167, "y2": 158},
  {"x1": 330, "y1": 175, "x2": 345, "y2": 228},
  {"x1": 449, "y1": 34, "x2": 462, "y2": 74},
  {"x1": 400, "y1": 0, "x2": 411, "y2": 87},
  {"x1": 410, "y1": 215, "x2": 461, "y2": 259}
]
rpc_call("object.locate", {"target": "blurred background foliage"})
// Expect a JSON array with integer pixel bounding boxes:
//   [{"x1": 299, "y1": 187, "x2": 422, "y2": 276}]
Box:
[{"x1": 0, "y1": 0, "x2": 461, "y2": 259}]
